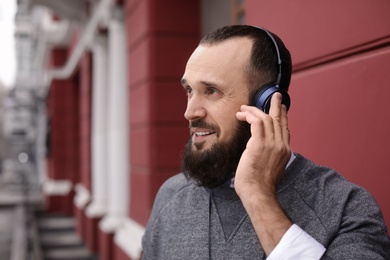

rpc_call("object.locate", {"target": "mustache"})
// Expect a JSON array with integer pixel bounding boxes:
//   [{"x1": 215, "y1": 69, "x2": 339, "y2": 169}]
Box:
[{"x1": 189, "y1": 119, "x2": 219, "y2": 132}]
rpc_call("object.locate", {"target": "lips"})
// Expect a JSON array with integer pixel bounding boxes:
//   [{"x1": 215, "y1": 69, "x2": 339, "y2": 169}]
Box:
[
  {"x1": 194, "y1": 130, "x2": 215, "y2": 137},
  {"x1": 190, "y1": 127, "x2": 216, "y2": 142},
  {"x1": 189, "y1": 120, "x2": 219, "y2": 145}
]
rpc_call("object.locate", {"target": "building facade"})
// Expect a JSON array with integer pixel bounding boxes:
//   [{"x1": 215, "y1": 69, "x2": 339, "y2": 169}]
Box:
[{"x1": 18, "y1": 0, "x2": 390, "y2": 259}]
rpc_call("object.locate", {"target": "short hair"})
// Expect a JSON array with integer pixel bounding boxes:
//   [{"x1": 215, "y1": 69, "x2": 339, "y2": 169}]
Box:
[{"x1": 199, "y1": 25, "x2": 292, "y2": 94}]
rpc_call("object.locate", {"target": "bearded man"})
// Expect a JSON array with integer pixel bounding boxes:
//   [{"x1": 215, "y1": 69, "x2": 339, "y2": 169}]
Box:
[{"x1": 141, "y1": 25, "x2": 390, "y2": 259}]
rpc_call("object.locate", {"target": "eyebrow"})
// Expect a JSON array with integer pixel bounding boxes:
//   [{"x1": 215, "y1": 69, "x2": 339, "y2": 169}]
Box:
[
  {"x1": 180, "y1": 78, "x2": 188, "y2": 87},
  {"x1": 180, "y1": 78, "x2": 220, "y2": 89}
]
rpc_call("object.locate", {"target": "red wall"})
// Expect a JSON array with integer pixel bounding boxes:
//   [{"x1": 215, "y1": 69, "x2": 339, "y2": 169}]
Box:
[
  {"x1": 47, "y1": 49, "x2": 80, "y2": 184},
  {"x1": 46, "y1": 48, "x2": 80, "y2": 214},
  {"x1": 125, "y1": 0, "x2": 201, "y2": 226},
  {"x1": 73, "y1": 52, "x2": 93, "y2": 249},
  {"x1": 247, "y1": 0, "x2": 390, "y2": 70},
  {"x1": 79, "y1": 52, "x2": 93, "y2": 191},
  {"x1": 247, "y1": 0, "x2": 390, "y2": 228}
]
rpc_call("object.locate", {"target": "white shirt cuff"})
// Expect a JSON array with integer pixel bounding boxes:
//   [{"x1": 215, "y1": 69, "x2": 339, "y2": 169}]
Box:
[{"x1": 267, "y1": 224, "x2": 326, "y2": 260}]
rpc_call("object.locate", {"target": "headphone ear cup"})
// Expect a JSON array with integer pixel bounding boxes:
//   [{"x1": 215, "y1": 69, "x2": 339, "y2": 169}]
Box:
[{"x1": 252, "y1": 85, "x2": 290, "y2": 114}]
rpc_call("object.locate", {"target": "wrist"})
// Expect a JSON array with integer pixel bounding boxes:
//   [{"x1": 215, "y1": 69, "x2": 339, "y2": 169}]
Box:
[
  {"x1": 240, "y1": 191, "x2": 292, "y2": 256},
  {"x1": 236, "y1": 183, "x2": 277, "y2": 203},
  {"x1": 241, "y1": 190, "x2": 279, "y2": 213}
]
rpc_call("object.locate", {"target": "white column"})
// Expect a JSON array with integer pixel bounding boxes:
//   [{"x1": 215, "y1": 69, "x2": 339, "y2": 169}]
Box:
[
  {"x1": 86, "y1": 33, "x2": 109, "y2": 219},
  {"x1": 35, "y1": 101, "x2": 48, "y2": 185},
  {"x1": 99, "y1": 6, "x2": 129, "y2": 233}
]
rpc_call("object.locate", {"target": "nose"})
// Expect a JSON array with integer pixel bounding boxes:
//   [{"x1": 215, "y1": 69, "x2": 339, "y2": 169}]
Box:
[{"x1": 184, "y1": 95, "x2": 206, "y2": 121}]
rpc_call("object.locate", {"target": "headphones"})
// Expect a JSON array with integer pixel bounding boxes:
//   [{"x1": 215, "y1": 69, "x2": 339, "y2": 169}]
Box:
[{"x1": 251, "y1": 27, "x2": 291, "y2": 114}]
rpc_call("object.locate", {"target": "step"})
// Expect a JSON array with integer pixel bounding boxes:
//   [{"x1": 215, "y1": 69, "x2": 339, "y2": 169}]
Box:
[
  {"x1": 43, "y1": 247, "x2": 98, "y2": 260},
  {"x1": 40, "y1": 231, "x2": 84, "y2": 249},
  {"x1": 37, "y1": 213, "x2": 98, "y2": 260},
  {"x1": 38, "y1": 216, "x2": 76, "y2": 233}
]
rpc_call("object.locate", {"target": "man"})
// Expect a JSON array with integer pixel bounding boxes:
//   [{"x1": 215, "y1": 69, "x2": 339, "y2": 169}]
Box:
[{"x1": 142, "y1": 25, "x2": 390, "y2": 259}]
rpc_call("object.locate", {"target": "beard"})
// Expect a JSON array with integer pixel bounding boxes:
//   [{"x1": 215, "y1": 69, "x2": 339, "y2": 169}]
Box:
[{"x1": 182, "y1": 119, "x2": 251, "y2": 189}]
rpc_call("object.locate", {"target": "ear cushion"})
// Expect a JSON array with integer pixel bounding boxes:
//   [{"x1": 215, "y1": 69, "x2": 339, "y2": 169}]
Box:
[{"x1": 252, "y1": 85, "x2": 291, "y2": 114}]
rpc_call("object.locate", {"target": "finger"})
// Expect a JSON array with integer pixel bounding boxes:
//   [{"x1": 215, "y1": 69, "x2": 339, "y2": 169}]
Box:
[
  {"x1": 236, "y1": 105, "x2": 264, "y2": 122},
  {"x1": 270, "y1": 93, "x2": 290, "y2": 148},
  {"x1": 280, "y1": 104, "x2": 290, "y2": 144},
  {"x1": 237, "y1": 105, "x2": 274, "y2": 140},
  {"x1": 269, "y1": 93, "x2": 290, "y2": 144},
  {"x1": 236, "y1": 107, "x2": 266, "y2": 139},
  {"x1": 268, "y1": 92, "x2": 282, "y2": 120},
  {"x1": 268, "y1": 93, "x2": 284, "y2": 142}
]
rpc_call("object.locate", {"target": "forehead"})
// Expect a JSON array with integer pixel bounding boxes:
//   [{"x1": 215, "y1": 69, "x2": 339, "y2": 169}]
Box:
[{"x1": 183, "y1": 37, "x2": 253, "y2": 87}]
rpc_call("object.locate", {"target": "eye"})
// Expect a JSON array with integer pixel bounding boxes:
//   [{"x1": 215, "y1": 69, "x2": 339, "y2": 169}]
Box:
[
  {"x1": 206, "y1": 87, "x2": 219, "y2": 95},
  {"x1": 185, "y1": 86, "x2": 193, "y2": 97}
]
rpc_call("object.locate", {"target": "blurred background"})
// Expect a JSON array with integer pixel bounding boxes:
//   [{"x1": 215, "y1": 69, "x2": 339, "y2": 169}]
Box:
[{"x1": 0, "y1": 0, "x2": 389, "y2": 259}]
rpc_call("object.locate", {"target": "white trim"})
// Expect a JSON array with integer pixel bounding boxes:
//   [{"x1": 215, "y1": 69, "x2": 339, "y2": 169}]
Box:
[
  {"x1": 85, "y1": 200, "x2": 107, "y2": 218},
  {"x1": 43, "y1": 179, "x2": 72, "y2": 195},
  {"x1": 90, "y1": 33, "x2": 109, "y2": 220},
  {"x1": 73, "y1": 183, "x2": 91, "y2": 209},
  {"x1": 47, "y1": 0, "x2": 112, "y2": 81},
  {"x1": 104, "y1": 5, "x2": 130, "y2": 232},
  {"x1": 114, "y1": 218, "x2": 145, "y2": 260},
  {"x1": 99, "y1": 214, "x2": 126, "y2": 233}
]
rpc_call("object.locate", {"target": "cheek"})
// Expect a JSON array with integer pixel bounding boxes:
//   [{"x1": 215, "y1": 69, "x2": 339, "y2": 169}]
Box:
[
  {"x1": 219, "y1": 116, "x2": 240, "y2": 141},
  {"x1": 211, "y1": 100, "x2": 245, "y2": 140}
]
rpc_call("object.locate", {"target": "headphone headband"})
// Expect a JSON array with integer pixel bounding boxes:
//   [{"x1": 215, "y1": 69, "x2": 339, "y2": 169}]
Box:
[
  {"x1": 251, "y1": 26, "x2": 291, "y2": 113},
  {"x1": 253, "y1": 26, "x2": 291, "y2": 90}
]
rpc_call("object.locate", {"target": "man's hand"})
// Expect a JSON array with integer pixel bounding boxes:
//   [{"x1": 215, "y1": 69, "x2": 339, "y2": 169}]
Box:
[
  {"x1": 235, "y1": 92, "x2": 292, "y2": 256},
  {"x1": 235, "y1": 92, "x2": 291, "y2": 197}
]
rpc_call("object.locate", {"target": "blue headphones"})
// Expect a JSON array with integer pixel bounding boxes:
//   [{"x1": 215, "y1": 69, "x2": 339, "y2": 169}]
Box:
[{"x1": 251, "y1": 27, "x2": 291, "y2": 114}]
